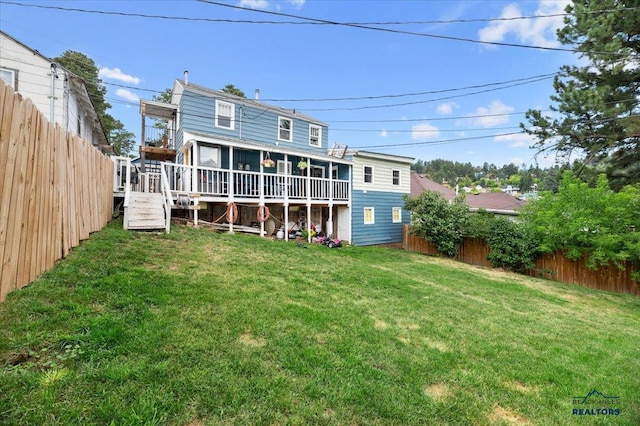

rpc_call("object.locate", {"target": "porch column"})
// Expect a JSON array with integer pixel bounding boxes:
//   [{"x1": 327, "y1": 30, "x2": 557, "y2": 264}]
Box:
[
  {"x1": 140, "y1": 114, "x2": 146, "y2": 173},
  {"x1": 259, "y1": 151, "x2": 265, "y2": 237},
  {"x1": 328, "y1": 161, "x2": 334, "y2": 237},
  {"x1": 228, "y1": 146, "x2": 235, "y2": 234},
  {"x1": 306, "y1": 156, "x2": 311, "y2": 243},
  {"x1": 284, "y1": 154, "x2": 289, "y2": 241}
]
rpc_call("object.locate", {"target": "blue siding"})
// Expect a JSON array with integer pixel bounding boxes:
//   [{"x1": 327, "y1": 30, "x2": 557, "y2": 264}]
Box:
[
  {"x1": 180, "y1": 91, "x2": 328, "y2": 154},
  {"x1": 351, "y1": 190, "x2": 410, "y2": 246}
]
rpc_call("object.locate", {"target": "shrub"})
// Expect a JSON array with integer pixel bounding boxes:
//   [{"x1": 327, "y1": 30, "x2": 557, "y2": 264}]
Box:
[
  {"x1": 484, "y1": 217, "x2": 538, "y2": 272},
  {"x1": 404, "y1": 191, "x2": 469, "y2": 257}
]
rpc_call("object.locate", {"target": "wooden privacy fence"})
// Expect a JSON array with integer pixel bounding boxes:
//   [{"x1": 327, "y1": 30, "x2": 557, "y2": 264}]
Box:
[
  {"x1": 0, "y1": 83, "x2": 114, "y2": 302},
  {"x1": 403, "y1": 225, "x2": 639, "y2": 296}
]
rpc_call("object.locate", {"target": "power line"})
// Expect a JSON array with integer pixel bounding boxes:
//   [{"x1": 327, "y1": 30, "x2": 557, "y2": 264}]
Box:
[
  {"x1": 2, "y1": 0, "x2": 634, "y2": 26},
  {"x1": 196, "y1": 0, "x2": 624, "y2": 55}
]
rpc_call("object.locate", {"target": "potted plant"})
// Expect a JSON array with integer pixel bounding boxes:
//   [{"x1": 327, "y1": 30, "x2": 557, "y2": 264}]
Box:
[{"x1": 297, "y1": 160, "x2": 308, "y2": 170}]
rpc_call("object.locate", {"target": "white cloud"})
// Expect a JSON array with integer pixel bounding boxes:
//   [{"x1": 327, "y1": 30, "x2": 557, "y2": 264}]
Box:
[
  {"x1": 469, "y1": 100, "x2": 514, "y2": 127},
  {"x1": 115, "y1": 88, "x2": 140, "y2": 102},
  {"x1": 99, "y1": 67, "x2": 141, "y2": 85},
  {"x1": 494, "y1": 132, "x2": 535, "y2": 148},
  {"x1": 437, "y1": 102, "x2": 458, "y2": 115},
  {"x1": 288, "y1": 0, "x2": 305, "y2": 8},
  {"x1": 239, "y1": 0, "x2": 269, "y2": 9},
  {"x1": 380, "y1": 129, "x2": 388, "y2": 138},
  {"x1": 411, "y1": 123, "x2": 440, "y2": 141},
  {"x1": 478, "y1": 1, "x2": 569, "y2": 48}
]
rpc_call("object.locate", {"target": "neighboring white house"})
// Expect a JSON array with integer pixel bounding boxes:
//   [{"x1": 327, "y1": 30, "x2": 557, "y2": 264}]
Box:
[{"x1": 0, "y1": 30, "x2": 111, "y2": 153}]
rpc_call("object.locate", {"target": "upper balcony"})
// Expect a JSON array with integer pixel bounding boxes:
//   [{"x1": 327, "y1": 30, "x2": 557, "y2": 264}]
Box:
[{"x1": 139, "y1": 100, "x2": 178, "y2": 163}]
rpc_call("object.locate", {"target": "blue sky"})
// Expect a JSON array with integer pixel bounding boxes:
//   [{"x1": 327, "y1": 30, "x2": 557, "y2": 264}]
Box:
[{"x1": 1, "y1": 0, "x2": 576, "y2": 167}]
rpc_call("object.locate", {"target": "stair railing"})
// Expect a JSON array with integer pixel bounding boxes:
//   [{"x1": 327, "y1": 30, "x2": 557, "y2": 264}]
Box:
[{"x1": 160, "y1": 163, "x2": 174, "y2": 232}]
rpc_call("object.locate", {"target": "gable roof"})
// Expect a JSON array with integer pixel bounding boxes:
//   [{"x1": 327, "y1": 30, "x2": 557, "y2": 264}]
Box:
[
  {"x1": 410, "y1": 171, "x2": 456, "y2": 199},
  {"x1": 410, "y1": 171, "x2": 527, "y2": 213},
  {"x1": 172, "y1": 79, "x2": 327, "y2": 126}
]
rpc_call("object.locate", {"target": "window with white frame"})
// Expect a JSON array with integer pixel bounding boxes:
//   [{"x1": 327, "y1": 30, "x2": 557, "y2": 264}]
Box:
[
  {"x1": 199, "y1": 145, "x2": 220, "y2": 167},
  {"x1": 392, "y1": 207, "x2": 402, "y2": 223},
  {"x1": 363, "y1": 165, "x2": 373, "y2": 184},
  {"x1": 0, "y1": 68, "x2": 17, "y2": 90},
  {"x1": 364, "y1": 207, "x2": 375, "y2": 224},
  {"x1": 278, "y1": 117, "x2": 292, "y2": 142},
  {"x1": 392, "y1": 169, "x2": 400, "y2": 186},
  {"x1": 277, "y1": 160, "x2": 292, "y2": 175},
  {"x1": 215, "y1": 100, "x2": 235, "y2": 130},
  {"x1": 309, "y1": 125, "x2": 321, "y2": 147}
]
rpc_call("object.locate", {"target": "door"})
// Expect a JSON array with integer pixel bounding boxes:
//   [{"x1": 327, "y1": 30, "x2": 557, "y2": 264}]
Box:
[{"x1": 336, "y1": 206, "x2": 350, "y2": 242}]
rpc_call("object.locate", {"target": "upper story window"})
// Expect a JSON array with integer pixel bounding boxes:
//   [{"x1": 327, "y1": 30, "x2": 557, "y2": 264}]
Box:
[
  {"x1": 278, "y1": 117, "x2": 292, "y2": 142},
  {"x1": 309, "y1": 125, "x2": 321, "y2": 147},
  {"x1": 392, "y1": 169, "x2": 400, "y2": 185},
  {"x1": 363, "y1": 165, "x2": 373, "y2": 184},
  {"x1": 0, "y1": 68, "x2": 17, "y2": 90},
  {"x1": 215, "y1": 100, "x2": 235, "y2": 130}
]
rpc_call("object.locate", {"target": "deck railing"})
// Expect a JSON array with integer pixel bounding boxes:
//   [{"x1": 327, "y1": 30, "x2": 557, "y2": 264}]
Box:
[{"x1": 161, "y1": 163, "x2": 350, "y2": 201}]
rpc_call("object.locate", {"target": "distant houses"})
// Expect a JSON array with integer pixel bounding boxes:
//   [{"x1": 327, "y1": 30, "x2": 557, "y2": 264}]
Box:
[{"x1": 410, "y1": 172, "x2": 527, "y2": 216}]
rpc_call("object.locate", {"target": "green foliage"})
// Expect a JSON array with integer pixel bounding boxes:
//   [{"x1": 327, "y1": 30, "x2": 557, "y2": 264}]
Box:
[
  {"x1": 484, "y1": 217, "x2": 538, "y2": 272},
  {"x1": 404, "y1": 191, "x2": 469, "y2": 257},
  {"x1": 220, "y1": 83, "x2": 246, "y2": 98},
  {"x1": 522, "y1": 171, "x2": 640, "y2": 271},
  {"x1": 522, "y1": 1, "x2": 640, "y2": 188}
]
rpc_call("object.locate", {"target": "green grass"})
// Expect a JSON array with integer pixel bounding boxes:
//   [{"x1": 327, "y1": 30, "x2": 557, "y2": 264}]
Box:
[{"x1": 1, "y1": 219, "x2": 639, "y2": 425}]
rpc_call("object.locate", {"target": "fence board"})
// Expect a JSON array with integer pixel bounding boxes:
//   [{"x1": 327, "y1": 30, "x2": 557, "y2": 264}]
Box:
[
  {"x1": 0, "y1": 82, "x2": 113, "y2": 302},
  {"x1": 403, "y1": 225, "x2": 639, "y2": 296}
]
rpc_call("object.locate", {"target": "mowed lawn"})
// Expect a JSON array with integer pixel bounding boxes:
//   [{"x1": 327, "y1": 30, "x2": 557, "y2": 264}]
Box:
[{"x1": 1, "y1": 220, "x2": 639, "y2": 425}]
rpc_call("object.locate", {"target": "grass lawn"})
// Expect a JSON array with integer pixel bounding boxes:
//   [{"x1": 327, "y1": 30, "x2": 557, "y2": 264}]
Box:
[{"x1": 1, "y1": 219, "x2": 639, "y2": 425}]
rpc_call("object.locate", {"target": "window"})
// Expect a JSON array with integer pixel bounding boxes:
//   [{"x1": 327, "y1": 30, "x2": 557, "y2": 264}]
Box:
[
  {"x1": 309, "y1": 125, "x2": 321, "y2": 147},
  {"x1": 277, "y1": 160, "x2": 292, "y2": 175},
  {"x1": 310, "y1": 166, "x2": 324, "y2": 178},
  {"x1": 364, "y1": 207, "x2": 375, "y2": 225},
  {"x1": 199, "y1": 145, "x2": 220, "y2": 167},
  {"x1": 278, "y1": 117, "x2": 292, "y2": 142},
  {"x1": 392, "y1": 207, "x2": 402, "y2": 223},
  {"x1": 0, "y1": 68, "x2": 17, "y2": 90},
  {"x1": 392, "y1": 170, "x2": 400, "y2": 186},
  {"x1": 215, "y1": 100, "x2": 235, "y2": 129},
  {"x1": 363, "y1": 165, "x2": 373, "y2": 184}
]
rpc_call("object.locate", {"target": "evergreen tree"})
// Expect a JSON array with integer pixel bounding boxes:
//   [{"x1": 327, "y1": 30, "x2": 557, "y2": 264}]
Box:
[{"x1": 522, "y1": 1, "x2": 640, "y2": 190}]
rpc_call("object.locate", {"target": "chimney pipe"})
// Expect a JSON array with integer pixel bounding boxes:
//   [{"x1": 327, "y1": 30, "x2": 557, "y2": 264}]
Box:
[
  {"x1": 184, "y1": 70, "x2": 189, "y2": 85},
  {"x1": 255, "y1": 89, "x2": 260, "y2": 100}
]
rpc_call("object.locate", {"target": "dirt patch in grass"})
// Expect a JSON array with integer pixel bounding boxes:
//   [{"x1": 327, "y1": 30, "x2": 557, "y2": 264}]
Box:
[
  {"x1": 488, "y1": 405, "x2": 531, "y2": 425},
  {"x1": 373, "y1": 319, "x2": 388, "y2": 330},
  {"x1": 503, "y1": 381, "x2": 540, "y2": 395},
  {"x1": 423, "y1": 337, "x2": 448, "y2": 352},
  {"x1": 423, "y1": 383, "x2": 451, "y2": 401},
  {"x1": 238, "y1": 332, "x2": 266, "y2": 348}
]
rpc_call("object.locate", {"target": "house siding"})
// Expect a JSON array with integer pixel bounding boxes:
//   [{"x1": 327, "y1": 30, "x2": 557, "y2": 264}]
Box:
[
  {"x1": 351, "y1": 190, "x2": 409, "y2": 246},
  {"x1": 177, "y1": 88, "x2": 328, "y2": 154},
  {"x1": 352, "y1": 155, "x2": 411, "y2": 193}
]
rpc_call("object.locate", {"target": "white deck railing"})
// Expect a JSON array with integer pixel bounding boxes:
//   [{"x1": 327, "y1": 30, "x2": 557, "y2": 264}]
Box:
[{"x1": 161, "y1": 163, "x2": 350, "y2": 201}]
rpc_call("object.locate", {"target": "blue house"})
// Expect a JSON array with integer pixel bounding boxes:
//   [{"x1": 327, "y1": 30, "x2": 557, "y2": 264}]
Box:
[{"x1": 115, "y1": 78, "x2": 413, "y2": 245}]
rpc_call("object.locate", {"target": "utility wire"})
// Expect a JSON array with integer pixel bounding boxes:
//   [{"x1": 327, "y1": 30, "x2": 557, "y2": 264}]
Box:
[
  {"x1": 197, "y1": 0, "x2": 624, "y2": 55},
  {"x1": 2, "y1": 0, "x2": 635, "y2": 26}
]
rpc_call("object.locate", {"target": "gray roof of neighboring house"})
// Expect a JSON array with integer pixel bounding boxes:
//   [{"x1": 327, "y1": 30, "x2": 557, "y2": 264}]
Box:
[
  {"x1": 410, "y1": 171, "x2": 527, "y2": 212},
  {"x1": 410, "y1": 171, "x2": 456, "y2": 199}
]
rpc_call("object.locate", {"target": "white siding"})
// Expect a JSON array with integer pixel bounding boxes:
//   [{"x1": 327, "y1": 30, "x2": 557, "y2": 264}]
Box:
[{"x1": 352, "y1": 155, "x2": 411, "y2": 193}]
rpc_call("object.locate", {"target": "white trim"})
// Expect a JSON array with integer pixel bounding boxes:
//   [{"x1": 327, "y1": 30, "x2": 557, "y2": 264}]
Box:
[
  {"x1": 363, "y1": 165, "x2": 374, "y2": 184},
  {"x1": 277, "y1": 160, "x2": 292, "y2": 175},
  {"x1": 0, "y1": 67, "x2": 17, "y2": 89},
  {"x1": 364, "y1": 207, "x2": 375, "y2": 225},
  {"x1": 278, "y1": 116, "x2": 293, "y2": 142},
  {"x1": 309, "y1": 124, "x2": 321, "y2": 147},
  {"x1": 392, "y1": 207, "x2": 402, "y2": 223},
  {"x1": 215, "y1": 100, "x2": 235, "y2": 130}
]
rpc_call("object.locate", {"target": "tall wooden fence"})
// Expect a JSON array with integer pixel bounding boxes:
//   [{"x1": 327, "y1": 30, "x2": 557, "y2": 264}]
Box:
[
  {"x1": 403, "y1": 225, "x2": 639, "y2": 296},
  {"x1": 0, "y1": 83, "x2": 114, "y2": 302}
]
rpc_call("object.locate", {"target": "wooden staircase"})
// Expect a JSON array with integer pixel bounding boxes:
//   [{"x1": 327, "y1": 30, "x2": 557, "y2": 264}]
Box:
[{"x1": 124, "y1": 192, "x2": 167, "y2": 231}]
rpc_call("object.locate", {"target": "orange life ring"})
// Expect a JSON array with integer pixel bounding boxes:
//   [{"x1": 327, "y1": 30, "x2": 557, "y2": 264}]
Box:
[
  {"x1": 257, "y1": 205, "x2": 270, "y2": 223},
  {"x1": 226, "y1": 202, "x2": 238, "y2": 223}
]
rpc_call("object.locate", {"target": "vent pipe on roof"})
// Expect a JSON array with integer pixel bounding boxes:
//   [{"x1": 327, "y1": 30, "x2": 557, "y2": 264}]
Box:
[
  {"x1": 184, "y1": 70, "x2": 189, "y2": 85},
  {"x1": 255, "y1": 89, "x2": 260, "y2": 100}
]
